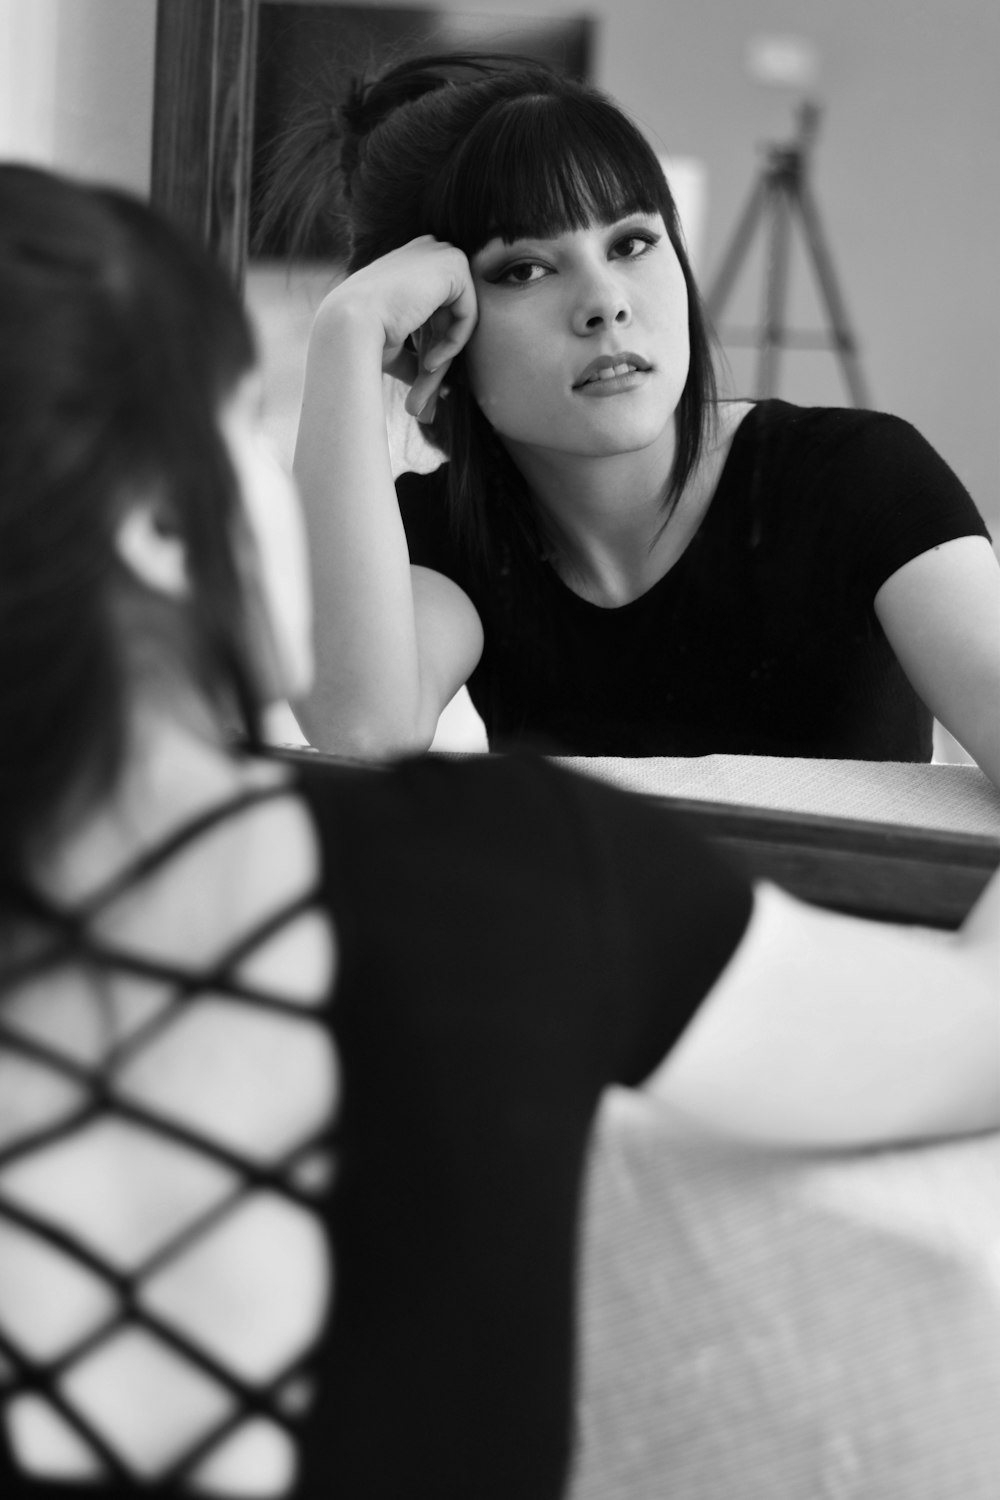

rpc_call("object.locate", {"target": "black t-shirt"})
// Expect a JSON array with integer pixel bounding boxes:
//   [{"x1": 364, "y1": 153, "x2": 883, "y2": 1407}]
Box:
[
  {"x1": 0, "y1": 753, "x2": 752, "y2": 1500},
  {"x1": 297, "y1": 754, "x2": 751, "y2": 1497},
  {"x1": 397, "y1": 401, "x2": 991, "y2": 757}
]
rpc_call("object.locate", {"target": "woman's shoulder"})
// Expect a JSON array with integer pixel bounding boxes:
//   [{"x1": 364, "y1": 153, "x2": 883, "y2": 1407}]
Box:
[
  {"x1": 289, "y1": 750, "x2": 583, "y2": 863},
  {"x1": 290, "y1": 746, "x2": 557, "y2": 826},
  {"x1": 288, "y1": 749, "x2": 742, "y2": 892},
  {"x1": 720, "y1": 400, "x2": 988, "y2": 583},
  {"x1": 740, "y1": 398, "x2": 939, "y2": 468},
  {"x1": 8, "y1": 755, "x2": 334, "y2": 1012},
  {"x1": 723, "y1": 399, "x2": 977, "y2": 516}
]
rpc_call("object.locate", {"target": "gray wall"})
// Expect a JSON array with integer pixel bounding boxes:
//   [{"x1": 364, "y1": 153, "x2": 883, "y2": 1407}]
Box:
[
  {"x1": 356, "y1": 0, "x2": 999, "y2": 527},
  {"x1": 7, "y1": 0, "x2": 997, "y2": 526},
  {"x1": 0, "y1": 0, "x2": 156, "y2": 193}
]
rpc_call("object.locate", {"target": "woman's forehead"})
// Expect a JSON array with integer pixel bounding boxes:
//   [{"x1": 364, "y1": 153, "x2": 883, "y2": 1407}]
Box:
[
  {"x1": 479, "y1": 208, "x2": 659, "y2": 249},
  {"x1": 442, "y1": 111, "x2": 668, "y2": 256},
  {"x1": 478, "y1": 207, "x2": 663, "y2": 250}
]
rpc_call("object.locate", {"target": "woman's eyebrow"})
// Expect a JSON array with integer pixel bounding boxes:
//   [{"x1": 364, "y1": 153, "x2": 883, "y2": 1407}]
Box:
[
  {"x1": 475, "y1": 210, "x2": 661, "y2": 255},
  {"x1": 601, "y1": 209, "x2": 660, "y2": 227}
]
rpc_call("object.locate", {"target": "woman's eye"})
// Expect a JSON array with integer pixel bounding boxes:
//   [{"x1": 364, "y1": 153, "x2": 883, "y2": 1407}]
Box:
[
  {"x1": 495, "y1": 260, "x2": 548, "y2": 286},
  {"x1": 612, "y1": 233, "x2": 658, "y2": 260}
]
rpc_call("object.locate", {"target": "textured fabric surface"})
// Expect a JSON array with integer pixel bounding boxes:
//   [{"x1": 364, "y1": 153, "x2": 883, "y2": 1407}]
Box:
[
  {"x1": 572, "y1": 1089, "x2": 1000, "y2": 1500},
  {"x1": 556, "y1": 755, "x2": 1000, "y2": 835}
]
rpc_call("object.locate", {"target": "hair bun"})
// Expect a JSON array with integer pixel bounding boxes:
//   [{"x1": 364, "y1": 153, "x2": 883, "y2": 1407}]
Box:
[
  {"x1": 336, "y1": 55, "x2": 467, "y2": 191},
  {"x1": 337, "y1": 76, "x2": 374, "y2": 194},
  {"x1": 338, "y1": 75, "x2": 374, "y2": 142}
]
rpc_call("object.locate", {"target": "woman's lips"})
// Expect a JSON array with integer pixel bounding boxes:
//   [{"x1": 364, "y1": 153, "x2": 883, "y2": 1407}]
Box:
[{"x1": 573, "y1": 352, "x2": 652, "y2": 391}]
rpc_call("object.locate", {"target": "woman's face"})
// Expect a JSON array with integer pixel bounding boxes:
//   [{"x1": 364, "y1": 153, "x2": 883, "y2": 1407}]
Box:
[
  {"x1": 219, "y1": 374, "x2": 314, "y2": 702},
  {"x1": 465, "y1": 211, "x2": 690, "y2": 468}
]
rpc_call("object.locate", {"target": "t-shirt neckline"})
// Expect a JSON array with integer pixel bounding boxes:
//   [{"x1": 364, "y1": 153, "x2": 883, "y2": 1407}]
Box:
[{"x1": 541, "y1": 399, "x2": 767, "y2": 615}]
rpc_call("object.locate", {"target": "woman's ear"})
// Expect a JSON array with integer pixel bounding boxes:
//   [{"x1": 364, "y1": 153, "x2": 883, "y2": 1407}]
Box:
[{"x1": 113, "y1": 499, "x2": 190, "y2": 598}]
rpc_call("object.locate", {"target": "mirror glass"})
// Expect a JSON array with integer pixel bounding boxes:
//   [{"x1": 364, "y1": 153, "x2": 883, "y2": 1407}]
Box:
[{"x1": 222, "y1": 0, "x2": 994, "y2": 761}]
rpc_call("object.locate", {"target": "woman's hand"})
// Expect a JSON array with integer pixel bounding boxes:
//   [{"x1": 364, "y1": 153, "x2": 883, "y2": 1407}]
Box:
[{"x1": 321, "y1": 236, "x2": 478, "y2": 424}]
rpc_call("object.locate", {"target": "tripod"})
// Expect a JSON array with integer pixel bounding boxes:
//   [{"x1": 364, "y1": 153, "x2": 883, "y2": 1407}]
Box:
[{"x1": 705, "y1": 102, "x2": 870, "y2": 407}]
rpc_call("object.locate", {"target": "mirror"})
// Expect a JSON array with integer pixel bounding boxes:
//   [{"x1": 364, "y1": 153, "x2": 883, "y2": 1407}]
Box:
[{"x1": 149, "y1": 0, "x2": 1000, "y2": 864}]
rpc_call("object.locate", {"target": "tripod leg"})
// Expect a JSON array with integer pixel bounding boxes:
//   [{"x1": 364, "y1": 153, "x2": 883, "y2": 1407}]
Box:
[
  {"x1": 704, "y1": 174, "x2": 770, "y2": 322},
  {"x1": 758, "y1": 178, "x2": 792, "y2": 398},
  {"x1": 793, "y1": 180, "x2": 872, "y2": 407}
]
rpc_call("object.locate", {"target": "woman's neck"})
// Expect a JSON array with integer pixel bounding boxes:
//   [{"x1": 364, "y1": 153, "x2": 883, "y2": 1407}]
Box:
[{"x1": 504, "y1": 401, "x2": 752, "y2": 608}]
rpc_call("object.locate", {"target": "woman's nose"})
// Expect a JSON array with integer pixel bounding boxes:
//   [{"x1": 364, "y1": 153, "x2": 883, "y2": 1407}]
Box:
[{"x1": 571, "y1": 266, "x2": 632, "y2": 335}]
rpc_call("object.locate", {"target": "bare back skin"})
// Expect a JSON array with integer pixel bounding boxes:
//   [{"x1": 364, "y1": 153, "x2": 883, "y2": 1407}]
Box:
[{"x1": 0, "y1": 746, "x2": 339, "y2": 1494}]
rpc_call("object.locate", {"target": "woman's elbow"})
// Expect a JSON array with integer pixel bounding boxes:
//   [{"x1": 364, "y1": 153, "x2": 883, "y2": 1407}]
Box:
[
  {"x1": 293, "y1": 695, "x2": 435, "y2": 761},
  {"x1": 344, "y1": 716, "x2": 436, "y2": 761}
]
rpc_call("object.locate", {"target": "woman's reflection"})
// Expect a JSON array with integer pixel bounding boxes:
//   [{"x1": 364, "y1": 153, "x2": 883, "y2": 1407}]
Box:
[{"x1": 264, "y1": 51, "x2": 1000, "y2": 782}]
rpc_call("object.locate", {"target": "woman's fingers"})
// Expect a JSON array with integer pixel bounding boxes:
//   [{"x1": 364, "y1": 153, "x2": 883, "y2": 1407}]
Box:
[
  {"x1": 320, "y1": 236, "x2": 476, "y2": 424},
  {"x1": 383, "y1": 341, "x2": 420, "y2": 387},
  {"x1": 369, "y1": 238, "x2": 476, "y2": 378},
  {"x1": 404, "y1": 355, "x2": 453, "y2": 423},
  {"x1": 400, "y1": 267, "x2": 476, "y2": 421},
  {"x1": 425, "y1": 272, "x2": 479, "y2": 366}
]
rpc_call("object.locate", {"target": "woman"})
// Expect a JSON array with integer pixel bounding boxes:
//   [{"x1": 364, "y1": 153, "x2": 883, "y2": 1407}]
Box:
[
  {"x1": 0, "y1": 166, "x2": 996, "y2": 1500},
  {"x1": 276, "y1": 52, "x2": 1000, "y2": 773}
]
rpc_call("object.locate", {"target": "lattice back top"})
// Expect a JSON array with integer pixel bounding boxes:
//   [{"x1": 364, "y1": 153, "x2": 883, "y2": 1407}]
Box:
[{"x1": 0, "y1": 779, "x2": 338, "y2": 1497}]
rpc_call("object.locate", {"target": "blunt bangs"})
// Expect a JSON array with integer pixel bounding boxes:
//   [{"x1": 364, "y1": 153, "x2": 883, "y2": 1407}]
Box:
[{"x1": 429, "y1": 91, "x2": 676, "y2": 256}]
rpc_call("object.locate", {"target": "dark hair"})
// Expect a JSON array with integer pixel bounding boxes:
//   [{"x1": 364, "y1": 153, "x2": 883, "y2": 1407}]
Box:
[
  {"x1": 260, "y1": 51, "x2": 717, "y2": 576},
  {"x1": 0, "y1": 165, "x2": 258, "y2": 888}
]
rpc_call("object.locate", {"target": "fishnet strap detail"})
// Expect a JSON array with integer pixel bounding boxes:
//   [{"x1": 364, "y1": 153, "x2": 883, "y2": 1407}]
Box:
[
  {"x1": 1, "y1": 891, "x2": 318, "y2": 1002},
  {"x1": 0, "y1": 1304, "x2": 316, "y2": 1486},
  {"x1": 0, "y1": 785, "x2": 337, "y2": 1494}
]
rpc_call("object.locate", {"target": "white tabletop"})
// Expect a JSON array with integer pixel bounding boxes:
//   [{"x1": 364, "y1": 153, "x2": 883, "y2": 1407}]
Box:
[{"x1": 555, "y1": 755, "x2": 1000, "y2": 836}]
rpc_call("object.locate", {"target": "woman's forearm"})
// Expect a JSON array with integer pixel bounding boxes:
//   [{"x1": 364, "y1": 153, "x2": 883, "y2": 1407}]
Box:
[
  {"x1": 292, "y1": 298, "x2": 430, "y2": 757},
  {"x1": 643, "y1": 877, "x2": 1000, "y2": 1149}
]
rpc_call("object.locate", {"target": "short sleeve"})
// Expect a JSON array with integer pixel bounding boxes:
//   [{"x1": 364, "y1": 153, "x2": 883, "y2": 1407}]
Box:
[
  {"x1": 538, "y1": 759, "x2": 755, "y2": 1086},
  {"x1": 831, "y1": 414, "x2": 991, "y2": 602},
  {"x1": 301, "y1": 751, "x2": 754, "y2": 1098}
]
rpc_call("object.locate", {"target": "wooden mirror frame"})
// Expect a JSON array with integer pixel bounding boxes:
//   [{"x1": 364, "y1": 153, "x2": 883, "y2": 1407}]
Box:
[
  {"x1": 149, "y1": 0, "x2": 999, "y2": 928},
  {"x1": 151, "y1": 0, "x2": 258, "y2": 286}
]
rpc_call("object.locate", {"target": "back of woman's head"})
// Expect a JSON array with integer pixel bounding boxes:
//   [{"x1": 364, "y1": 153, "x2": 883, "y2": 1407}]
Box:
[
  {"x1": 263, "y1": 52, "x2": 716, "y2": 567},
  {"x1": 0, "y1": 165, "x2": 257, "y2": 886},
  {"x1": 264, "y1": 52, "x2": 683, "y2": 267}
]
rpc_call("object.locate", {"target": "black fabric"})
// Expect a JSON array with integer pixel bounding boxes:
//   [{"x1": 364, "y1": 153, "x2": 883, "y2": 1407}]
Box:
[
  {"x1": 397, "y1": 400, "x2": 991, "y2": 757},
  {"x1": 0, "y1": 753, "x2": 752, "y2": 1499}
]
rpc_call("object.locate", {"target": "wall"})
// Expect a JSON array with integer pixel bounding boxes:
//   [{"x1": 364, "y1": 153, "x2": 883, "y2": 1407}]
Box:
[
  {"x1": 345, "y1": 0, "x2": 999, "y2": 528},
  {"x1": 0, "y1": 0, "x2": 156, "y2": 193},
  {"x1": 1, "y1": 0, "x2": 996, "y2": 525}
]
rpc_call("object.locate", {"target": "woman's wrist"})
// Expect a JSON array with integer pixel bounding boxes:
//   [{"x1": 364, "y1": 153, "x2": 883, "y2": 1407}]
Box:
[{"x1": 310, "y1": 288, "x2": 388, "y2": 361}]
